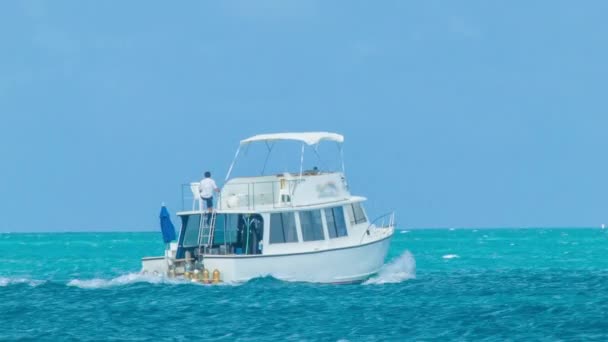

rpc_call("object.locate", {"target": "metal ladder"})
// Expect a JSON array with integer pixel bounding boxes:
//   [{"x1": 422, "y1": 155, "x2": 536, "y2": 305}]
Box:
[{"x1": 197, "y1": 211, "x2": 217, "y2": 255}]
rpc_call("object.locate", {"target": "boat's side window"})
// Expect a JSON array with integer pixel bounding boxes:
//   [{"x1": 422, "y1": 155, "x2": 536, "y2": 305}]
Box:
[
  {"x1": 180, "y1": 214, "x2": 202, "y2": 247},
  {"x1": 212, "y1": 214, "x2": 240, "y2": 246},
  {"x1": 221, "y1": 214, "x2": 241, "y2": 245},
  {"x1": 350, "y1": 203, "x2": 367, "y2": 225},
  {"x1": 325, "y1": 207, "x2": 348, "y2": 238},
  {"x1": 269, "y1": 212, "x2": 298, "y2": 244},
  {"x1": 345, "y1": 204, "x2": 356, "y2": 225},
  {"x1": 299, "y1": 210, "x2": 325, "y2": 241}
]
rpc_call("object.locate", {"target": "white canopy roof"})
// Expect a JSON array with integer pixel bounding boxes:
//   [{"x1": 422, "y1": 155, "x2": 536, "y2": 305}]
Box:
[{"x1": 240, "y1": 132, "x2": 344, "y2": 146}]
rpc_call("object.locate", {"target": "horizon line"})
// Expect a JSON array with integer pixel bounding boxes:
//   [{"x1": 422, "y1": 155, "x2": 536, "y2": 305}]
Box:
[{"x1": 0, "y1": 226, "x2": 605, "y2": 234}]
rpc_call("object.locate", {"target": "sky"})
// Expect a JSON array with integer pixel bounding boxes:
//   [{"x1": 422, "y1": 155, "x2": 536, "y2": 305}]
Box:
[{"x1": 1, "y1": 1, "x2": 607, "y2": 232}]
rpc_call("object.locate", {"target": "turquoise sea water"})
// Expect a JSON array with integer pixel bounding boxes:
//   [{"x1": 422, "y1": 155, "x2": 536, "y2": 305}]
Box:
[{"x1": 2, "y1": 229, "x2": 608, "y2": 341}]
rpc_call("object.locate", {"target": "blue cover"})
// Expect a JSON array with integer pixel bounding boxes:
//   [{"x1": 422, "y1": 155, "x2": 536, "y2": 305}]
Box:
[{"x1": 159, "y1": 206, "x2": 176, "y2": 243}]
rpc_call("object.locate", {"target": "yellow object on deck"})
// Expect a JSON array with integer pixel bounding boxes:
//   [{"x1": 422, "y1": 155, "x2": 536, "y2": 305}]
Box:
[
  {"x1": 212, "y1": 269, "x2": 221, "y2": 284},
  {"x1": 202, "y1": 269, "x2": 210, "y2": 284}
]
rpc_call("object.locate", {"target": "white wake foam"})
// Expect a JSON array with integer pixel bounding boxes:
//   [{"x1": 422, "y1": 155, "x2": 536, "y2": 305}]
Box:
[
  {"x1": 67, "y1": 273, "x2": 187, "y2": 289},
  {"x1": 0, "y1": 276, "x2": 45, "y2": 287},
  {"x1": 364, "y1": 251, "x2": 416, "y2": 285},
  {"x1": 67, "y1": 273, "x2": 242, "y2": 289},
  {"x1": 442, "y1": 254, "x2": 460, "y2": 259}
]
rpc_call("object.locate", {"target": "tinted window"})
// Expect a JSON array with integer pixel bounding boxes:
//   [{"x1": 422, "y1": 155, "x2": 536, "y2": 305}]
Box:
[
  {"x1": 213, "y1": 214, "x2": 225, "y2": 245},
  {"x1": 269, "y1": 212, "x2": 298, "y2": 244},
  {"x1": 299, "y1": 210, "x2": 324, "y2": 241},
  {"x1": 352, "y1": 203, "x2": 367, "y2": 224},
  {"x1": 325, "y1": 207, "x2": 347, "y2": 238},
  {"x1": 181, "y1": 214, "x2": 201, "y2": 247},
  {"x1": 209, "y1": 214, "x2": 264, "y2": 254},
  {"x1": 215, "y1": 214, "x2": 241, "y2": 245}
]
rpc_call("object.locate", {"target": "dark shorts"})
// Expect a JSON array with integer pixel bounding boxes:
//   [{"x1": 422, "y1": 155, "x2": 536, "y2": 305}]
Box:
[{"x1": 203, "y1": 197, "x2": 213, "y2": 208}]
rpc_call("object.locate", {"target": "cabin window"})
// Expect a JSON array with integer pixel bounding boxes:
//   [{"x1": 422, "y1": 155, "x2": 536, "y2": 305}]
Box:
[
  {"x1": 212, "y1": 214, "x2": 264, "y2": 255},
  {"x1": 180, "y1": 214, "x2": 202, "y2": 247},
  {"x1": 325, "y1": 207, "x2": 348, "y2": 238},
  {"x1": 178, "y1": 213, "x2": 264, "y2": 255},
  {"x1": 239, "y1": 214, "x2": 264, "y2": 254},
  {"x1": 269, "y1": 212, "x2": 298, "y2": 244},
  {"x1": 211, "y1": 214, "x2": 227, "y2": 245},
  {"x1": 299, "y1": 210, "x2": 324, "y2": 241},
  {"x1": 347, "y1": 203, "x2": 367, "y2": 225},
  {"x1": 212, "y1": 214, "x2": 238, "y2": 246}
]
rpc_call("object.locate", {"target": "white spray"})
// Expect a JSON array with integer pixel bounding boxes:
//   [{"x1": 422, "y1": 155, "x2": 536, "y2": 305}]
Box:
[{"x1": 364, "y1": 251, "x2": 416, "y2": 285}]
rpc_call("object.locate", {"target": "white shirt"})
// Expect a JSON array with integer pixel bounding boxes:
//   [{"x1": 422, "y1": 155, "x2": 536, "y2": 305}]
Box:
[{"x1": 199, "y1": 178, "x2": 218, "y2": 199}]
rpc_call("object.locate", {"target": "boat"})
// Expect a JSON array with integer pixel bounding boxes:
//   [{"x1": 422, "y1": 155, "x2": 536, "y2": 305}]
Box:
[{"x1": 141, "y1": 132, "x2": 395, "y2": 284}]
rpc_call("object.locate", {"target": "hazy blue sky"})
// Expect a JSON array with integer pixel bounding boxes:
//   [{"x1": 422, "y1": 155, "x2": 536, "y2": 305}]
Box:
[{"x1": 1, "y1": 1, "x2": 607, "y2": 232}]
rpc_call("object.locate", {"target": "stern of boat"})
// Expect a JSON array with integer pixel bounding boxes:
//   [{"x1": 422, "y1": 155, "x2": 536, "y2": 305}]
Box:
[{"x1": 141, "y1": 242, "x2": 178, "y2": 276}]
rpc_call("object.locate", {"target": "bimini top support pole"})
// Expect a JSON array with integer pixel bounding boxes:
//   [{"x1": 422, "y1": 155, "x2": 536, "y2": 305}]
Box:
[
  {"x1": 225, "y1": 145, "x2": 241, "y2": 182},
  {"x1": 260, "y1": 141, "x2": 274, "y2": 175},
  {"x1": 339, "y1": 142, "x2": 345, "y2": 175},
  {"x1": 299, "y1": 143, "x2": 305, "y2": 180}
]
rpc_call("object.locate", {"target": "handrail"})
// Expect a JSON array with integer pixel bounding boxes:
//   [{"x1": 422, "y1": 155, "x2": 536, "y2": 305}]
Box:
[
  {"x1": 367, "y1": 211, "x2": 395, "y2": 229},
  {"x1": 360, "y1": 211, "x2": 395, "y2": 243},
  {"x1": 182, "y1": 178, "x2": 303, "y2": 212}
]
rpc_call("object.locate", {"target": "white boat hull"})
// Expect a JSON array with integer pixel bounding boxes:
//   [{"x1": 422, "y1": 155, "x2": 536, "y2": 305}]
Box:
[
  {"x1": 205, "y1": 234, "x2": 393, "y2": 283},
  {"x1": 142, "y1": 235, "x2": 392, "y2": 283},
  {"x1": 142, "y1": 232, "x2": 393, "y2": 284}
]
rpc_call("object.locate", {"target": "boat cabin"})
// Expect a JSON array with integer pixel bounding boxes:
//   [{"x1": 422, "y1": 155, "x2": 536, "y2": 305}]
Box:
[{"x1": 176, "y1": 197, "x2": 369, "y2": 258}]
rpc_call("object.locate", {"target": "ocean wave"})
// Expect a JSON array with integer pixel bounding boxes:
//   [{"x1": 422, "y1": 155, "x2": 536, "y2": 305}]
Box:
[
  {"x1": 0, "y1": 276, "x2": 46, "y2": 287},
  {"x1": 364, "y1": 251, "x2": 416, "y2": 285}
]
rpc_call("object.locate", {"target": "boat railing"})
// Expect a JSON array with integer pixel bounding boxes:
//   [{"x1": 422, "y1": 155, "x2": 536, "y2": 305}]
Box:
[
  {"x1": 181, "y1": 179, "x2": 303, "y2": 211},
  {"x1": 361, "y1": 211, "x2": 395, "y2": 242},
  {"x1": 369, "y1": 211, "x2": 395, "y2": 228},
  {"x1": 181, "y1": 183, "x2": 200, "y2": 211}
]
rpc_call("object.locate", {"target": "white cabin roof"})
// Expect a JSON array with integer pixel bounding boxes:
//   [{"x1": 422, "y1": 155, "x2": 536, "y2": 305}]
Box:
[{"x1": 240, "y1": 132, "x2": 344, "y2": 146}]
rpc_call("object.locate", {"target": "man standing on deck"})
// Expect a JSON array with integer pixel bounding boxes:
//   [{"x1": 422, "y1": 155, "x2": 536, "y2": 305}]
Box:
[{"x1": 199, "y1": 171, "x2": 219, "y2": 213}]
